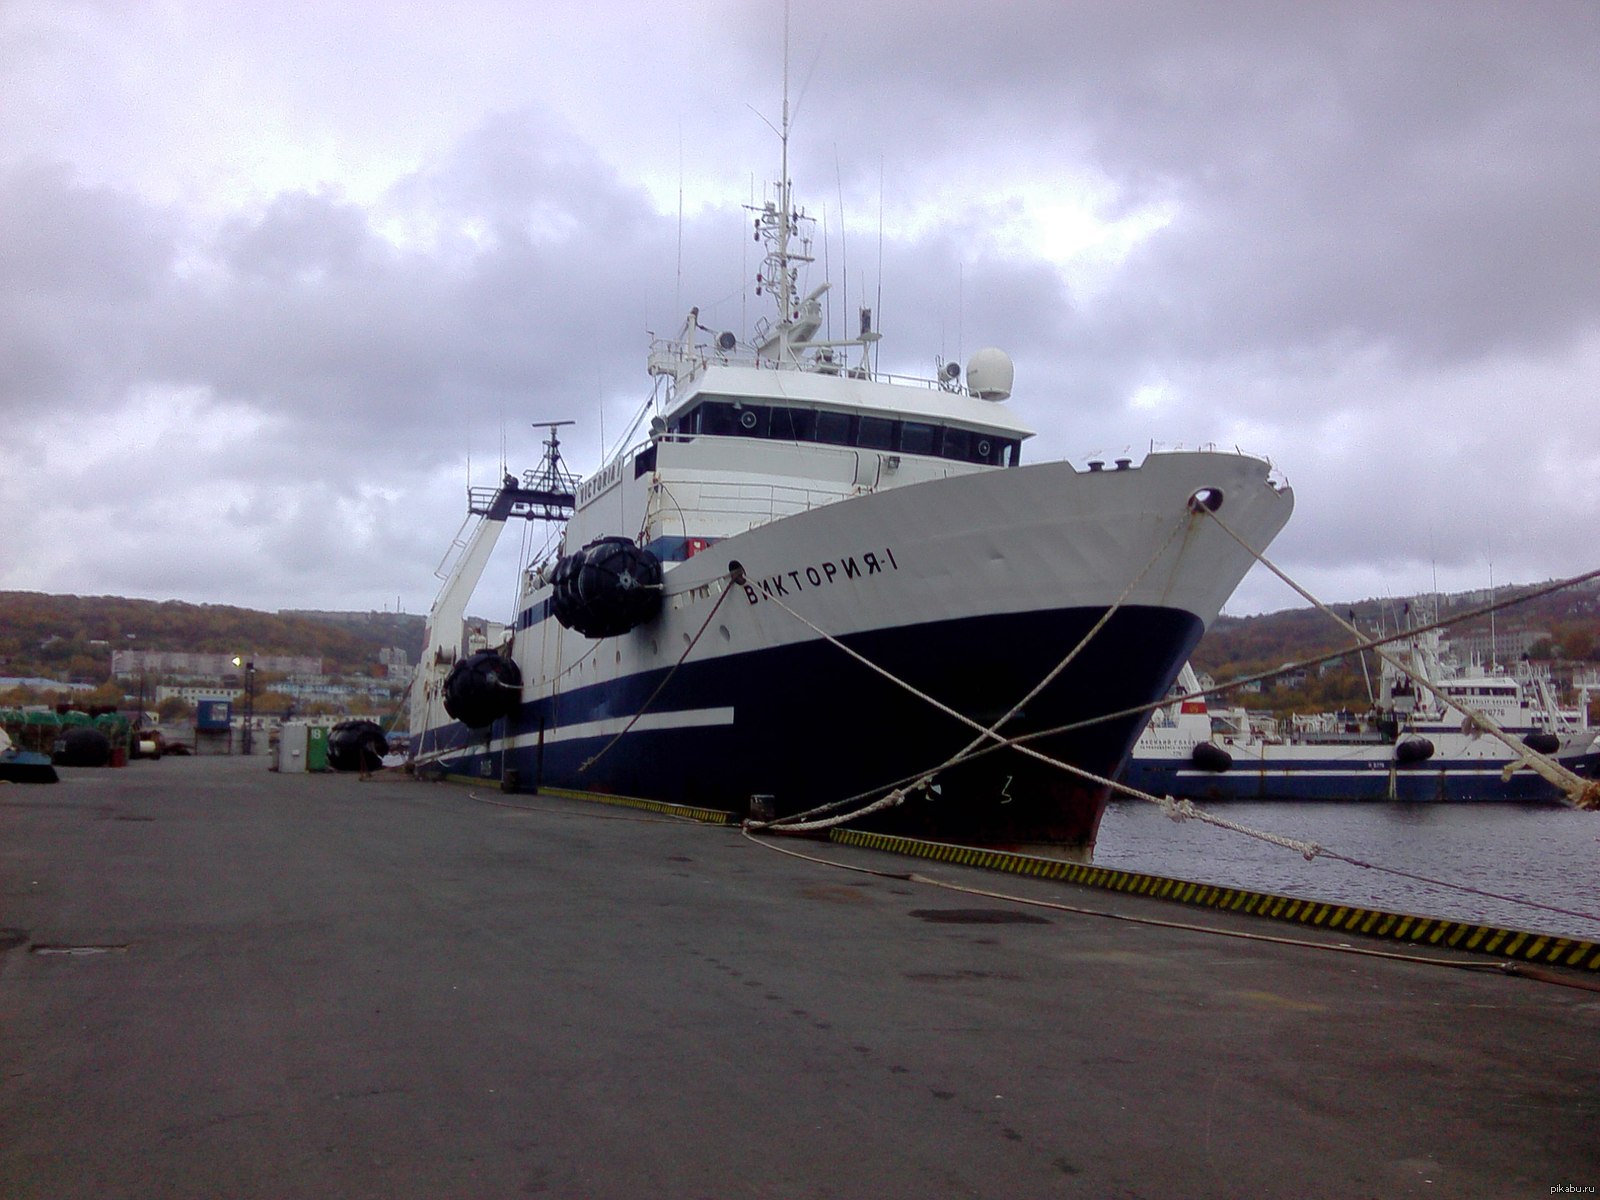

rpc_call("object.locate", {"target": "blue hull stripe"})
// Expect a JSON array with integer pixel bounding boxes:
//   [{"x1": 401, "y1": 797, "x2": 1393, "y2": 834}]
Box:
[{"x1": 1125, "y1": 752, "x2": 1600, "y2": 803}]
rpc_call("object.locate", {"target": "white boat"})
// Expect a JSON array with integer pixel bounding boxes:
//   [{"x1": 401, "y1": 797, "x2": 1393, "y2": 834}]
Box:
[
  {"x1": 407, "y1": 118, "x2": 1294, "y2": 855},
  {"x1": 1127, "y1": 624, "x2": 1600, "y2": 803}
]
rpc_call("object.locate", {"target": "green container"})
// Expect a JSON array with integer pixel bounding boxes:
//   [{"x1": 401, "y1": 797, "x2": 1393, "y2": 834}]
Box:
[
  {"x1": 18, "y1": 711, "x2": 60, "y2": 753},
  {"x1": 306, "y1": 725, "x2": 329, "y2": 771}
]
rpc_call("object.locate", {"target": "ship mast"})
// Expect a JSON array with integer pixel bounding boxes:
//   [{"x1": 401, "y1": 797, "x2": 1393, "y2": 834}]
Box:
[
  {"x1": 751, "y1": 57, "x2": 816, "y2": 364},
  {"x1": 651, "y1": 8, "x2": 879, "y2": 382}
]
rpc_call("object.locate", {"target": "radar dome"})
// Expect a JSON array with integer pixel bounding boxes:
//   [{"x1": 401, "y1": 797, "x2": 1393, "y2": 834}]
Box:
[{"x1": 965, "y1": 348, "x2": 1014, "y2": 401}]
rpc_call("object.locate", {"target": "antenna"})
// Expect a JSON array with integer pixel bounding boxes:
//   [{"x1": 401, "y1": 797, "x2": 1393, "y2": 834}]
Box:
[
  {"x1": 820, "y1": 203, "x2": 832, "y2": 340},
  {"x1": 875, "y1": 155, "x2": 884, "y2": 376},
  {"x1": 675, "y1": 123, "x2": 684, "y2": 317},
  {"x1": 1489, "y1": 559, "x2": 1498, "y2": 671},
  {"x1": 519, "y1": 420, "x2": 579, "y2": 520},
  {"x1": 835, "y1": 144, "x2": 848, "y2": 344}
]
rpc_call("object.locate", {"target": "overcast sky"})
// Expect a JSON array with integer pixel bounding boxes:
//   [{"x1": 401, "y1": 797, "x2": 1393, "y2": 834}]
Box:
[{"x1": 3, "y1": 0, "x2": 1597, "y2": 622}]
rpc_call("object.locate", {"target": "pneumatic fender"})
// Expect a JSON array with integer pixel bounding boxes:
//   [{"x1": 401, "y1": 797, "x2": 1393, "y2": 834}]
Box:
[
  {"x1": 327, "y1": 720, "x2": 389, "y2": 773},
  {"x1": 1191, "y1": 742, "x2": 1233, "y2": 773},
  {"x1": 1522, "y1": 731, "x2": 1560, "y2": 756},
  {"x1": 1394, "y1": 736, "x2": 1435, "y2": 765},
  {"x1": 54, "y1": 727, "x2": 112, "y2": 767},
  {"x1": 550, "y1": 536, "x2": 663, "y2": 638},
  {"x1": 442, "y1": 650, "x2": 524, "y2": 729}
]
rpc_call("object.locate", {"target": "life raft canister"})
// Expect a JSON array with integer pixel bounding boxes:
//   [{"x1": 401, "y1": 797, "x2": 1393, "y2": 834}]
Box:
[
  {"x1": 550, "y1": 536, "x2": 663, "y2": 638},
  {"x1": 442, "y1": 650, "x2": 524, "y2": 729}
]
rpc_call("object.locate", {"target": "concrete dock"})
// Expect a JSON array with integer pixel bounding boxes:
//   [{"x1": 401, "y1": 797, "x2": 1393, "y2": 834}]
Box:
[{"x1": 2, "y1": 757, "x2": 1596, "y2": 1198}]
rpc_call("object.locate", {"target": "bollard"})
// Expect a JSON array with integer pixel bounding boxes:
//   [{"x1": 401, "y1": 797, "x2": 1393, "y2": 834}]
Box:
[{"x1": 749, "y1": 793, "x2": 776, "y2": 822}]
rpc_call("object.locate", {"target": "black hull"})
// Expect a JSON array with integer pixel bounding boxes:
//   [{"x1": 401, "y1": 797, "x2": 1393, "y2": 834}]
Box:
[{"x1": 419, "y1": 604, "x2": 1203, "y2": 850}]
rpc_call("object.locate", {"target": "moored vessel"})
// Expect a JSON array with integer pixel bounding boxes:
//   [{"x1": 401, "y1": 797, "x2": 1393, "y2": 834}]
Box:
[
  {"x1": 408, "y1": 116, "x2": 1294, "y2": 856},
  {"x1": 1127, "y1": 625, "x2": 1600, "y2": 803}
]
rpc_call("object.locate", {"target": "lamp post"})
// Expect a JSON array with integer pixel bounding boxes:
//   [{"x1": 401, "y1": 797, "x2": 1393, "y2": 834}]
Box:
[
  {"x1": 232, "y1": 655, "x2": 256, "y2": 755},
  {"x1": 243, "y1": 661, "x2": 255, "y2": 755}
]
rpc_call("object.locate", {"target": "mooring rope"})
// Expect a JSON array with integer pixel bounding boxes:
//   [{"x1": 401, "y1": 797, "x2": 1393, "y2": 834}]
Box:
[
  {"x1": 1199, "y1": 506, "x2": 1600, "y2": 811},
  {"x1": 867, "y1": 561, "x2": 1600, "y2": 791},
  {"x1": 578, "y1": 568, "x2": 739, "y2": 774},
  {"x1": 740, "y1": 494, "x2": 1600, "y2": 927},
  {"x1": 749, "y1": 511, "x2": 1192, "y2": 833}
]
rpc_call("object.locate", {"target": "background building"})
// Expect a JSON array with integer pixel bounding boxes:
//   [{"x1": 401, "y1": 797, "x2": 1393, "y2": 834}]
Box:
[{"x1": 111, "y1": 651, "x2": 324, "y2": 680}]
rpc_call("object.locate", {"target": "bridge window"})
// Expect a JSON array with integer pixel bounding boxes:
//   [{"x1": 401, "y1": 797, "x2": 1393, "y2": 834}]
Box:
[
  {"x1": 698, "y1": 403, "x2": 739, "y2": 436},
  {"x1": 899, "y1": 421, "x2": 937, "y2": 455},
  {"x1": 815, "y1": 410, "x2": 853, "y2": 446},
  {"x1": 733, "y1": 405, "x2": 767, "y2": 436},
  {"x1": 771, "y1": 407, "x2": 814, "y2": 440},
  {"x1": 667, "y1": 400, "x2": 1020, "y2": 467},
  {"x1": 940, "y1": 427, "x2": 970, "y2": 461},
  {"x1": 858, "y1": 416, "x2": 895, "y2": 450}
]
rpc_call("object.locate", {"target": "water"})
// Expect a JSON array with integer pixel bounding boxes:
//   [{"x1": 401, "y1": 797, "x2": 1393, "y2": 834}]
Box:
[{"x1": 1093, "y1": 798, "x2": 1600, "y2": 943}]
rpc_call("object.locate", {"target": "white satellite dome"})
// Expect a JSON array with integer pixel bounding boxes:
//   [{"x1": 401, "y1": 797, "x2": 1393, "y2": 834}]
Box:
[{"x1": 965, "y1": 347, "x2": 1014, "y2": 401}]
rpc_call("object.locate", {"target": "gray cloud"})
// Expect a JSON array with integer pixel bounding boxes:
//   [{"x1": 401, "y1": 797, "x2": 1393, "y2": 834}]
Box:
[{"x1": 2, "y1": 0, "x2": 1598, "y2": 617}]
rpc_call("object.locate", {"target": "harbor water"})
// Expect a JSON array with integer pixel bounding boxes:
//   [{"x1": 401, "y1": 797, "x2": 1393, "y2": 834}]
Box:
[{"x1": 1094, "y1": 797, "x2": 1600, "y2": 943}]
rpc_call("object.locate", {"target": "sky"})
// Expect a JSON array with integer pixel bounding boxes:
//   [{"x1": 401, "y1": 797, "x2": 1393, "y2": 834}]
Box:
[{"x1": 3, "y1": 0, "x2": 1598, "y2": 622}]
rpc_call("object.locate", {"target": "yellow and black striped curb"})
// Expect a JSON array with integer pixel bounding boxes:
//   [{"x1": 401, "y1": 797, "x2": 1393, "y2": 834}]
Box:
[
  {"x1": 832, "y1": 828, "x2": 1600, "y2": 972},
  {"x1": 430, "y1": 770, "x2": 737, "y2": 824},
  {"x1": 520, "y1": 785, "x2": 737, "y2": 826}
]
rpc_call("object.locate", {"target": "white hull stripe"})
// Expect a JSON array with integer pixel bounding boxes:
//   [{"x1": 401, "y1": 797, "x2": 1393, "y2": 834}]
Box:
[{"x1": 501, "y1": 706, "x2": 737, "y2": 750}]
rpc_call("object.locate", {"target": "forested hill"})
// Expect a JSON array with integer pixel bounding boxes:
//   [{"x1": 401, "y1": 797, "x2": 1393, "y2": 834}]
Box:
[
  {"x1": 1194, "y1": 576, "x2": 1600, "y2": 691},
  {"x1": 4, "y1": 574, "x2": 1598, "y2": 695},
  {"x1": 0, "y1": 592, "x2": 425, "y2": 684}
]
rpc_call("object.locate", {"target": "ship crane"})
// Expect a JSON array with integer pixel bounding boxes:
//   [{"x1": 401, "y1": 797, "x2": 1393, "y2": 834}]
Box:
[{"x1": 412, "y1": 424, "x2": 578, "y2": 751}]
